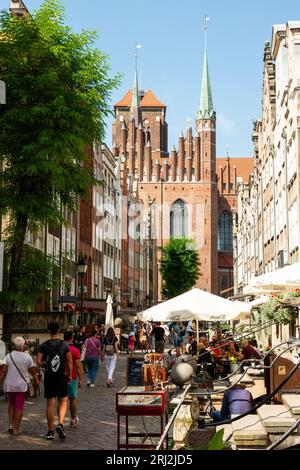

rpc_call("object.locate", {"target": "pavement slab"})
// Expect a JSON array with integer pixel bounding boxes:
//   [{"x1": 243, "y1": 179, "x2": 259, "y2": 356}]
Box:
[{"x1": 0, "y1": 354, "x2": 160, "y2": 450}]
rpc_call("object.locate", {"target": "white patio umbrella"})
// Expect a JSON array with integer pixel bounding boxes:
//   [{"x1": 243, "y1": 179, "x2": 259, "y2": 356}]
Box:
[
  {"x1": 105, "y1": 294, "x2": 114, "y2": 333},
  {"x1": 247, "y1": 295, "x2": 270, "y2": 307},
  {"x1": 137, "y1": 288, "x2": 250, "y2": 323},
  {"x1": 248, "y1": 263, "x2": 300, "y2": 291}
]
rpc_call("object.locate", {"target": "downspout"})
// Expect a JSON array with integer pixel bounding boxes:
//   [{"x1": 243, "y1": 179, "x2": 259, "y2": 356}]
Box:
[
  {"x1": 282, "y1": 127, "x2": 290, "y2": 261},
  {"x1": 270, "y1": 145, "x2": 277, "y2": 267}
]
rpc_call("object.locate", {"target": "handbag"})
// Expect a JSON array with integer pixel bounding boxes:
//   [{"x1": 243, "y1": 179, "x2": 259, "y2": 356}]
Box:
[
  {"x1": 80, "y1": 342, "x2": 87, "y2": 362},
  {"x1": 9, "y1": 353, "x2": 33, "y2": 399}
]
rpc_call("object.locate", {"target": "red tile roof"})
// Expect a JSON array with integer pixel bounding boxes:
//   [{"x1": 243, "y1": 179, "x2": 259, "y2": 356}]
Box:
[
  {"x1": 114, "y1": 90, "x2": 133, "y2": 107},
  {"x1": 140, "y1": 90, "x2": 166, "y2": 108},
  {"x1": 216, "y1": 157, "x2": 253, "y2": 183},
  {"x1": 114, "y1": 89, "x2": 166, "y2": 109}
]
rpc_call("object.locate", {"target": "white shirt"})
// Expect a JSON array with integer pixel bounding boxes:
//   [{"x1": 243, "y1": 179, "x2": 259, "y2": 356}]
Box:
[
  {"x1": 3, "y1": 351, "x2": 34, "y2": 393},
  {"x1": 186, "y1": 321, "x2": 195, "y2": 333}
]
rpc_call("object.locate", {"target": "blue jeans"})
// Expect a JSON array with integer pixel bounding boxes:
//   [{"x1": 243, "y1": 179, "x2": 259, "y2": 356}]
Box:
[
  {"x1": 86, "y1": 356, "x2": 99, "y2": 384},
  {"x1": 212, "y1": 410, "x2": 229, "y2": 422}
]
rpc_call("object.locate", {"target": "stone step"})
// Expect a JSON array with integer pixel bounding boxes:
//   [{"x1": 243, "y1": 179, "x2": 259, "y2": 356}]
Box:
[
  {"x1": 282, "y1": 394, "x2": 300, "y2": 416},
  {"x1": 216, "y1": 423, "x2": 233, "y2": 442},
  {"x1": 228, "y1": 373, "x2": 254, "y2": 385},
  {"x1": 231, "y1": 414, "x2": 267, "y2": 447},
  {"x1": 257, "y1": 405, "x2": 296, "y2": 433}
]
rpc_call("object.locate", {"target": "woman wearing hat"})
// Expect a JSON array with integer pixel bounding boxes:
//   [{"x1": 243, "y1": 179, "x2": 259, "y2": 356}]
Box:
[{"x1": 2, "y1": 337, "x2": 39, "y2": 435}]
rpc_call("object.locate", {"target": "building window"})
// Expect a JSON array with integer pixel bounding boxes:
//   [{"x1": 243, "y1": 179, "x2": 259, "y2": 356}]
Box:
[
  {"x1": 218, "y1": 211, "x2": 233, "y2": 252},
  {"x1": 220, "y1": 275, "x2": 228, "y2": 297},
  {"x1": 170, "y1": 199, "x2": 189, "y2": 238}
]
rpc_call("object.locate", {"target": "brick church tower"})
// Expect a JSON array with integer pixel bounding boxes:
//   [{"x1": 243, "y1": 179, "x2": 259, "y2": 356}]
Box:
[{"x1": 112, "y1": 48, "x2": 220, "y2": 297}]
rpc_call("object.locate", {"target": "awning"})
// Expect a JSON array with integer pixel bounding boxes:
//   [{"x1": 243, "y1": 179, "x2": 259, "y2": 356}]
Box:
[{"x1": 248, "y1": 263, "x2": 300, "y2": 291}]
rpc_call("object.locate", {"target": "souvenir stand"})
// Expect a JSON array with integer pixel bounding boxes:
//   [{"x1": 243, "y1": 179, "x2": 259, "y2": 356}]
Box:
[{"x1": 116, "y1": 355, "x2": 169, "y2": 450}]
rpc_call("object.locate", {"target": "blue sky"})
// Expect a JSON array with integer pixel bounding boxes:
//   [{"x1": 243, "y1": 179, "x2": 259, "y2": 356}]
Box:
[{"x1": 21, "y1": 0, "x2": 300, "y2": 156}]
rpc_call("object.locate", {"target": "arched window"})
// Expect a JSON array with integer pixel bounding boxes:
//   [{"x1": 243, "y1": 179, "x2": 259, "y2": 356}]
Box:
[
  {"x1": 170, "y1": 199, "x2": 189, "y2": 238},
  {"x1": 218, "y1": 211, "x2": 233, "y2": 251}
]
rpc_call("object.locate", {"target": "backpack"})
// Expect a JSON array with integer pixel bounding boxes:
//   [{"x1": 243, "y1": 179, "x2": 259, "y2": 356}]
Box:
[
  {"x1": 44, "y1": 340, "x2": 66, "y2": 377},
  {"x1": 105, "y1": 336, "x2": 116, "y2": 356}
]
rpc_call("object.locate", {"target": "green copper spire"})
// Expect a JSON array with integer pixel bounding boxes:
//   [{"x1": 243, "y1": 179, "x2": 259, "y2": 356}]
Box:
[{"x1": 196, "y1": 50, "x2": 216, "y2": 121}]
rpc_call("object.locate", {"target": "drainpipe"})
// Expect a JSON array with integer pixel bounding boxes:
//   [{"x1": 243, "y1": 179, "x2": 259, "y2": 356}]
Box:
[
  {"x1": 282, "y1": 128, "x2": 290, "y2": 263},
  {"x1": 270, "y1": 145, "x2": 277, "y2": 267}
]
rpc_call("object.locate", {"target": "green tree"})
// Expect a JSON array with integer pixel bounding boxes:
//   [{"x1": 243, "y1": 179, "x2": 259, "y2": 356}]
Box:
[
  {"x1": 1, "y1": 245, "x2": 61, "y2": 312},
  {"x1": 0, "y1": 0, "x2": 120, "y2": 341},
  {"x1": 160, "y1": 238, "x2": 201, "y2": 299}
]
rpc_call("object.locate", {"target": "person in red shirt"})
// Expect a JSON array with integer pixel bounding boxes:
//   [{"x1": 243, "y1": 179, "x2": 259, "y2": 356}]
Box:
[{"x1": 64, "y1": 331, "x2": 83, "y2": 427}]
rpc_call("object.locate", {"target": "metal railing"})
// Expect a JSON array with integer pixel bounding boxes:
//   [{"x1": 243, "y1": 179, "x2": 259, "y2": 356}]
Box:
[{"x1": 156, "y1": 384, "x2": 191, "y2": 450}]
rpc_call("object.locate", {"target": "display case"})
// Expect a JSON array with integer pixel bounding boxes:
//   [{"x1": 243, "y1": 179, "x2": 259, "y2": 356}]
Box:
[
  {"x1": 116, "y1": 387, "x2": 169, "y2": 449},
  {"x1": 116, "y1": 386, "x2": 168, "y2": 416}
]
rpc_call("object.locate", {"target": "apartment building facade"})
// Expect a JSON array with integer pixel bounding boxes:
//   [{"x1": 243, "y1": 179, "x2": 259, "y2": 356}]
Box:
[{"x1": 236, "y1": 22, "x2": 300, "y2": 293}]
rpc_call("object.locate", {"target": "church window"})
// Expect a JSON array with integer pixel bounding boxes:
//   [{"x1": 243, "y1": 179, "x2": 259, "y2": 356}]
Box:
[
  {"x1": 223, "y1": 183, "x2": 227, "y2": 190},
  {"x1": 220, "y1": 275, "x2": 229, "y2": 297},
  {"x1": 170, "y1": 199, "x2": 189, "y2": 238},
  {"x1": 218, "y1": 211, "x2": 233, "y2": 252}
]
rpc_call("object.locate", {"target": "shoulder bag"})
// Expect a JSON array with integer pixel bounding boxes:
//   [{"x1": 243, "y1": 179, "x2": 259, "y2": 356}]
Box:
[{"x1": 9, "y1": 353, "x2": 34, "y2": 398}]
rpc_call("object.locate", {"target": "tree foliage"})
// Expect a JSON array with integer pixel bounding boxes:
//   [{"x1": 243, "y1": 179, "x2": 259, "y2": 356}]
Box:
[
  {"x1": 160, "y1": 238, "x2": 201, "y2": 299},
  {"x1": 0, "y1": 0, "x2": 120, "y2": 336},
  {"x1": 260, "y1": 297, "x2": 297, "y2": 325},
  {"x1": 0, "y1": 245, "x2": 61, "y2": 311}
]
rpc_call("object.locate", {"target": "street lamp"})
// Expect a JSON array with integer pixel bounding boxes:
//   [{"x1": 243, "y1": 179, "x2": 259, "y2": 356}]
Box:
[{"x1": 77, "y1": 258, "x2": 87, "y2": 325}]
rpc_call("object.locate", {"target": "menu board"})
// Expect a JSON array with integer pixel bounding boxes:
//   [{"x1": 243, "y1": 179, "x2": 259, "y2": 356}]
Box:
[{"x1": 126, "y1": 356, "x2": 144, "y2": 387}]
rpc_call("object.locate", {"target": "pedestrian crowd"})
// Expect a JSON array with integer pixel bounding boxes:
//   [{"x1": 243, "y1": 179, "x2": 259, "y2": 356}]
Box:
[
  {"x1": 0, "y1": 321, "x2": 120, "y2": 439},
  {"x1": 0, "y1": 318, "x2": 262, "y2": 437}
]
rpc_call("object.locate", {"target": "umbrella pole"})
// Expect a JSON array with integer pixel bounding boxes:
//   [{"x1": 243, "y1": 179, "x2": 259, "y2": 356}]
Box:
[{"x1": 196, "y1": 320, "x2": 199, "y2": 344}]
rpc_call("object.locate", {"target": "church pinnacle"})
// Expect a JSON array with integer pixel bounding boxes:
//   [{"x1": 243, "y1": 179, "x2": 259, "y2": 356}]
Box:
[
  {"x1": 130, "y1": 43, "x2": 141, "y2": 125},
  {"x1": 196, "y1": 16, "x2": 216, "y2": 122},
  {"x1": 196, "y1": 49, "x2": 216, "y2": 121}
]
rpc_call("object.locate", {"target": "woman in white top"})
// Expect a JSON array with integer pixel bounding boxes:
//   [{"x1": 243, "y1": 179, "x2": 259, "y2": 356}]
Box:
[{"x1": 2, "y1": 337, "x2": 39, "y2": 435}]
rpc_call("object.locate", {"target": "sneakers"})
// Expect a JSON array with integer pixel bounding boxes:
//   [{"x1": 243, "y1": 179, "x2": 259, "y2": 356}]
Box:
[
  {"x1": 71, "y1": 417, "x2": 79, "y2": 427},
  {"x1": 87, "y1": 381, "x2": 91, "y2": 387},
  {"x1": 90, "y1": 384, "x2": 95, "y2": 388},
  {"x1": 55, "y1": 423, "x2": 66, "y2": 440},
  {"x1": 46, "y1": 430, "x2": 54, "y2": 440}
]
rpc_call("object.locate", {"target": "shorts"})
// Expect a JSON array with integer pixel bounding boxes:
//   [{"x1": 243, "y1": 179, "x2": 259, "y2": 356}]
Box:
[
  {"x1": 68, "y1": 379, "x2": 78, "y2": 399},
  {"x1": 44, "y1": 375, "x2": 68, "y2": 399},
  {"x1": 155, "y1": 340, "x2": 165, "y2": 354},
  {"x1": 7, "y1": 392, "x2": 27, "y2": 412},
  {"x1": 174, "y1": 337, "x2": 183, "y2": 347}
]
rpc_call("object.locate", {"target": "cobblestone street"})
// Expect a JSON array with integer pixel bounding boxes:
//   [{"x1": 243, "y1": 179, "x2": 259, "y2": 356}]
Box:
[{"x1": 0, "y1": 354, "x2": 160, "y2": 450}]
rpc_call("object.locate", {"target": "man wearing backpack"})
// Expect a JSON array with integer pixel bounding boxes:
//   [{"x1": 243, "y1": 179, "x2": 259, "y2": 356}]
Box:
[{"x1": 37, "y1": 322, "x2": 73, "y2": 440}]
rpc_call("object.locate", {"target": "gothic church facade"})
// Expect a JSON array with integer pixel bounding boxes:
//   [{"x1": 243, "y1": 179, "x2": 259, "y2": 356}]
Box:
[{"x1": 112, "y1": 49, "x2": 253, "y2": 299}]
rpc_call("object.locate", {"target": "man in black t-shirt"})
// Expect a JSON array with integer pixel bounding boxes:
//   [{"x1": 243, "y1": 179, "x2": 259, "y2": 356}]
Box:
[
  {"x1": 152, "y1": 323, "x2": 165, "y2": 354},
  {"x1": 37, "y1": 322, "x2": 72, "y2": 441}
]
